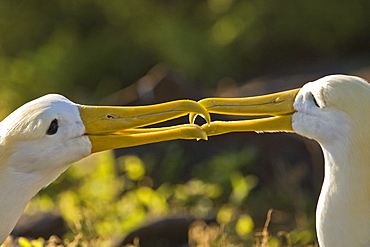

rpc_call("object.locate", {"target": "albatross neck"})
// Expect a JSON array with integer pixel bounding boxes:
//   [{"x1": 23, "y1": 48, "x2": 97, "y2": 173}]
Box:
[
  {"x1": 0, "y1": 168, "x2": 39, "y2": 243},
  {"x1": 316, "y1": 139, "x2": 370, "y2": 247}
]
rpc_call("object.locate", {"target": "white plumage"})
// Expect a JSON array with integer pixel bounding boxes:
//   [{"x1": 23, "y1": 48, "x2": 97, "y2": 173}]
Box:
[
  {"x1": 293, "y1": 75, "x2": 370, "y2": 246},
  {"x1": 0, "y1": 95, "x2": 90, "y2": 243}
]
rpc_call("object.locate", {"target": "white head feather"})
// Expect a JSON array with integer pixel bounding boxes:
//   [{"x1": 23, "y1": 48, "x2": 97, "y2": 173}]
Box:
[{"x1": 0, "y1": 94, "x2": 91, "y2": 241}]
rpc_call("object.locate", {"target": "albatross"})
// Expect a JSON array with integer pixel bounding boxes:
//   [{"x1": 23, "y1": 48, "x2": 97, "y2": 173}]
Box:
[
  {"x1": 193, "y1": 75, "x2": 370, "y2": 247},
  {"x1": 0, "y1": 94, "x2": 210, "y2": 243}
]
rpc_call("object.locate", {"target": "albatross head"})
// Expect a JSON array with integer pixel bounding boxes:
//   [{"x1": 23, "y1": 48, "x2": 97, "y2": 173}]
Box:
[
  {"x1": 0, "y1": 94, "x2": 209, "y2": 243},
  {"x1": 1, "y1": 95, "x2": 90, "y2": 178},
  {"x1": 292, "y1": 75, "x2": 370, "y2": 145},
  {"x1": 194, "y1": 74, "x2": 370, "y2": 246},
  {"x1": 0, "y1": 94, "x2": 210, "y2": 180}
]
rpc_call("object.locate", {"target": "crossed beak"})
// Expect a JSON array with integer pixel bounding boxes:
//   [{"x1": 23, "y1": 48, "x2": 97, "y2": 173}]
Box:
[
  {"x1": 79, "y1": 88, "x2": 299, "y2": 153},
  {"x1": 190, "y1": 89, "x2": 300, "y2": 136},
  {"x1": 79, "y1": 100, "x2": 210, "y2": 153}
]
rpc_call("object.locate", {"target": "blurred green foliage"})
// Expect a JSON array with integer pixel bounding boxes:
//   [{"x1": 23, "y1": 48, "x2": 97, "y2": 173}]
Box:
[
  {"x1": 21, "y1": 149, "x2": 316, "y2": 246},
  {"x1": 27, "y1": 151, "x2": 226, "y2": 245},
  {"x1": 1, "y1": 1, "x2": 368, "y2": 246},
  {"x1": 1, "y1": 0, "x2": 370, "y2": 116}
]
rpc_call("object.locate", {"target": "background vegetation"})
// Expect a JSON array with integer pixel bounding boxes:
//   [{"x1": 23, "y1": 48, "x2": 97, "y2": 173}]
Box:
[
  {"x1": 1, "y1": 0, "x2": 370, "y2": 246},
  {"x1": 1, "y1": 0, "x2": 370, "y2": 113}
]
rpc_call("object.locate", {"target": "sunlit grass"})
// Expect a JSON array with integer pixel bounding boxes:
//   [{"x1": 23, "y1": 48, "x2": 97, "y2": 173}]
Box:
[
  {"x1": 3, "y1": 210, "x2": 318, "y2": 247},
  {"x1": 2, "y1": 151, "x2": 317, "y2": 247}
]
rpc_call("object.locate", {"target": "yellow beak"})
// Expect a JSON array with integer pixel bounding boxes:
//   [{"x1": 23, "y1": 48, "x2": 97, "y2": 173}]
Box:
[
  {"x1": 79, "y1": 100, "x2": 210, "y2": 153},
  {"x1": 191, "y1": 88, "x2": 300, "y2": 136}
]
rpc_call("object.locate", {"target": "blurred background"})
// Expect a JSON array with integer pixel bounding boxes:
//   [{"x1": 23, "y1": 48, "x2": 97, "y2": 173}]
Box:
[{"x1": 1, "y1": 0, "x2": 370, "y2": 246}]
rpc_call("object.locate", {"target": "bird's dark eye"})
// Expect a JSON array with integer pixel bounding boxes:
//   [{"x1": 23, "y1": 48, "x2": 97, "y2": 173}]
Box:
[
  {"x1": 46, "y1": 119, "x2": 58, "y2": 135},
  {"x1": 311, "y1": 93, "x2": 320, "y2": 107}
]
